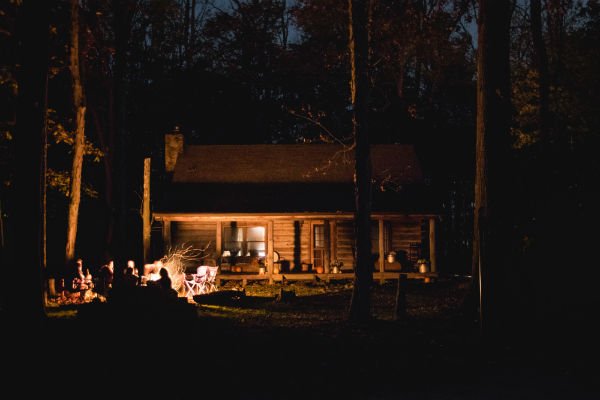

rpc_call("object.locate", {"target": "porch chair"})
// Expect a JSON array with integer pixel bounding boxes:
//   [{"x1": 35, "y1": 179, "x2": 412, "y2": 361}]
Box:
[
  {"x1": 183, "y1": 274, "x2": 200, "y2": 297},
  {"x1": 205, "y1": 266, "x2": 219, "y2": 293},
  {"x1": 195, "y1": 265, "x2": 209, "y2": 295}
]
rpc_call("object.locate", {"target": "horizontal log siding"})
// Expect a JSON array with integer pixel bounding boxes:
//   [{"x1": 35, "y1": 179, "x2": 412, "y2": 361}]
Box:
[
  {"x1": 371, "y1": 222, "x2": 379, "y2": 255},
  {"x1": 171, "y1": 222, "x2": 217, "y2": 258},
  {"x1": 273, "y1": 220, "x2": 309, "y2": 271},
  {"x1": 371, "y1": 222, "x2": 380, "y2": 270},
  {"x1": 335, "y1": 221, "x2": 355, "y2": 270},
  {"x1": 390, "y1": 220, "x2": 422, "y2": 258}
]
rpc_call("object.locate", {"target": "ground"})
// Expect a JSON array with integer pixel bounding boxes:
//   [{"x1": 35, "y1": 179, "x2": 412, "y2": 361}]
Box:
[{"x1": 3, "y1": 277, "x2": 598, "y2": 399}]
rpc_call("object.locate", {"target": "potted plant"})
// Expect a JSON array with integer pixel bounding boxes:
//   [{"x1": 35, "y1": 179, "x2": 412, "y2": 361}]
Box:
[
  {"x1": 258, "y1": 259, "x2": 266, "y2": 275},
  {"x1": 331, "y1": 260, "x2": 343, "y2": 274},
  {"x1": 416, "y1": 258, "x2": 429, "y2": 273}
]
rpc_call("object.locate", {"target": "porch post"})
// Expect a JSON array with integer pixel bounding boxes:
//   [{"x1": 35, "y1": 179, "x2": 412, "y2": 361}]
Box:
[
  {"x1": 327, "y1": 220, "x2": 336, "y2": 280},
  {"x1": 216, "y1": 221, "x2": 222, "y2": 262},
  {"x1": 378, "y1": 219, "x2": 385, "y2": 283},
  {"x1": 267, "y1": 220, "x2": 274, "y2": 283},
  {"x1": 163, "y1": 219, "x2": 171, "y2": 254},
  {"x1": 323, "y1": 220, "x2": 331, "y2": 273},
  {"x1": 429, "y1": 217, "x2": 437, "y2": 272}
]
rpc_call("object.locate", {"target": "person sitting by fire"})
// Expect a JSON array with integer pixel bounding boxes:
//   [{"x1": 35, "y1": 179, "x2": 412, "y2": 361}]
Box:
[
  {"x1": 122, "y1": 266, "x2": 138, "y2": 288},
  {"x1": 157, "y1": 267, "x2": 177, "y2": 301},
  {"x1": 98, "y1": 260, "x2": 115, "y2": 296},
  {"x1": 126, "y1": 260, "x2": 139, "y2": 277},
  {"x1": 71, "y1": 258, "x2": 92, "y2": 291},
  {"x1": 145, "y1": 259, "x2": 162, "y2": 282}
]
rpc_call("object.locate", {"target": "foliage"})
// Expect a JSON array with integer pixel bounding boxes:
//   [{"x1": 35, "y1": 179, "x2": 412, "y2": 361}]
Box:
[
  {"x1": 45, "y1": 109, "x2": 103, "y2": 198},
  {"x1": 47, "y1": 168, "x2": 99, "y2": 198},
  {"x1": 47, "y1": 109, "x2": 104, "y2": 162},
  {"x1": 511, "y1": 69, "x2": 541, "y2": 149},
  {"x1": 1, "y1": 0, "x2": 599, "y2": 275}
]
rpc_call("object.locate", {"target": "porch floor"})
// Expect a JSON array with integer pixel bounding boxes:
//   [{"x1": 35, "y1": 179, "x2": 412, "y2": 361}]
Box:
[{"x1": 216, "y1": 271, "x2": 439, "y2": 286}]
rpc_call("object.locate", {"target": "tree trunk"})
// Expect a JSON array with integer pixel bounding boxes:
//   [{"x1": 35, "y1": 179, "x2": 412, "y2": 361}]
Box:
[
  {"x1": 530, "y1": 0, "x2": 550, "y2": 143},
  {"x1": 112, "y1": 0, "x2": 134, "y2": 265},
  {"x1": 189, "y1": 0, "x2": 197, "y2": 65},
  {"x1": 545, "y1": 0, "x2": 566, "y2": 146},
  {"x1": 65, "y1": 0, "x2": 86, "y2": 266},
  {"x1": 472, "y1": 0, "x2": 512, "y2": 340},
  {"x1": 91, "y1": 108, "x2": 115, "y2": 259},
  {"x1": 183, "y1": 0, "x2": 190, "y2": 68},
  {"x1": 142, "y1": 157, "x2": 151, "y2": 264},
  {"x1": 4, "y1": 0, "x2": 52, "y2": 320},
  {"x1": 348, "y1": 0, "x2": 373, "y2": 322},
  {"x1": 394, "y1": 274, "x2": 407, "y2": 320}
]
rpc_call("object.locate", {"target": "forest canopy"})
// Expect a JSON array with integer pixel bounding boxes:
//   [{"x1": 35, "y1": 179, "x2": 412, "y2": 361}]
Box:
[{"x1": 1, "y1": 0, "x2": 598, "y2": 276}]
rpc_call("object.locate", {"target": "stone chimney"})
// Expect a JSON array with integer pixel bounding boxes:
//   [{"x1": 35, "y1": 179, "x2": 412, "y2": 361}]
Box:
[{"x1": 164, "y1": 126, "x2": 184, "y2": 173}]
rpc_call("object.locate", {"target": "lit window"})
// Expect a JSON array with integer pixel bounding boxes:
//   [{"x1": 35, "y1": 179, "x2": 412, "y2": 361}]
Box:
[{"x1": 223, "y1": 224, "x2": 265, "y2": 259}]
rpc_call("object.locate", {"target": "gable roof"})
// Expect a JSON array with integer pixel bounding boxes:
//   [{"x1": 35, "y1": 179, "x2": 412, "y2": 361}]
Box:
[
  {"x1": 172, "y1": 144, "x2": 423, "y2": 184},
  {"x1": 158, "y1": 144, "x2": 437, "y2": 214}
]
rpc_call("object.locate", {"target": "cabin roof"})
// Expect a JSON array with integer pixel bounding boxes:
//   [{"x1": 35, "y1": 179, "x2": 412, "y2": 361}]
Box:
[
  {"x1": 157, "y1": 183, "x2": 438, "y2": 214},
  {"x1": 172, "y1": 144, "x2": 422, "y2": 184},
  {"x1": 158, "y1": 144, "x2": 438, "y2": 214}
]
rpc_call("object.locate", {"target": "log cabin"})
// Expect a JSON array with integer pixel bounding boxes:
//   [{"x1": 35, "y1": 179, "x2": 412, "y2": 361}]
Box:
[{"x1": 152, "y1": 133, "x2": 440, "y2": 284}]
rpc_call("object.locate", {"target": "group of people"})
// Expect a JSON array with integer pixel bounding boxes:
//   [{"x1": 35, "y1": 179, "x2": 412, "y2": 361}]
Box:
[{"x1": 69, "y1": 258, "x2": 176, "y2": 301}]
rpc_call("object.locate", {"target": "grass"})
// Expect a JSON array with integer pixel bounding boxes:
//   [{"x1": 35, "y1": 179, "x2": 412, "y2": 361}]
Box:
[{"x1": 13, "y1": 276, "x2": 595, "y2": 399}]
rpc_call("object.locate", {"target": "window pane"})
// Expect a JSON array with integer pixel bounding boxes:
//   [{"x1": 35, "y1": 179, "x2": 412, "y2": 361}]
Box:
[
  {"x1": 247, "y1": 226, "x2": 265, "y2": 241},
  {"x1": 222, "y1": 223, "x2": 265, "y2": 259},
  {"x1": 314, "y1": 225, "x2": 325, "y2": 248},
  {"x1": 223, "y1": 227, "x2": 243, "y2": 241}
]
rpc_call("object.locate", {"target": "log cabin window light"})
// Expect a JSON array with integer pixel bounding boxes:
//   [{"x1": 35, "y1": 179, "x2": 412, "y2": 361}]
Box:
[{"x1": 222, "y1": 223, "x2": 266, "y2": 259}]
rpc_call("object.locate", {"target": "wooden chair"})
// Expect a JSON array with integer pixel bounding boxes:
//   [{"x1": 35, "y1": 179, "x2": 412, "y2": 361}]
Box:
[
  {"x1": 195, "y1": 266, "x2": 209, "y2": 294},
  {"x1": 205, "y1": 266, "x2": 219, "y2": 293},
  {"x1": 183, "y1": 274, "x2": 199, "y2": 297}
]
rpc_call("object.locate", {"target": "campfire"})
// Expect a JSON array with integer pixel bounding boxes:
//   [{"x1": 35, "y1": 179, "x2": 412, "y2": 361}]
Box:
[{"x1": 160, "y1": 243, "x2": 209, "y2": 293}]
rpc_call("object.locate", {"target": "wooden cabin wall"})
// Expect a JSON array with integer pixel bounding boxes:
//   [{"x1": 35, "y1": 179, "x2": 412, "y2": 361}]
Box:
[
  {"x1": 371, "y1": 222, "x2": 380, "y2": 265},
  {"x1": 390, "y1": 219, "x2": 422, "y2": 262},
  {"x1": 162, "y1": 216, "x2": 429, "y2": 274},
  {"x1": 171, "y1": 222, "x2": 217, "y2": 266},
  {"x1": 272, "y1": 220, "x2": 309, "y2": 271},
  {"x1": 335, "y1": 221, "x2": 355, "y2": 270}
]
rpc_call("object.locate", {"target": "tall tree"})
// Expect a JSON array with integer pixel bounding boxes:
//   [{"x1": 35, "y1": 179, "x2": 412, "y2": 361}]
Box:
[
  {"x1": 3, "y1": 0, "x2": 52, "y2": 319},
  {"x1": 530, "y1": 0, "x2": 550, "y2": 143},
  {"x1": 348, "y1": 0, "x2": 372, "y2": 322},
  {"x1": 472, "y1": 0, "x2": 512, "y2": 338},
  {"x1": 112, "y1": 0, "x2": 135, "y2": 265},
  {"x1": 65, "y1": 0, "x2": 87, "y2": 266}
]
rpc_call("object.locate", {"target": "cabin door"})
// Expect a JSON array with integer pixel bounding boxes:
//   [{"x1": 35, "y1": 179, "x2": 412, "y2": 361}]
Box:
[{"x1": 312, "y1": 223, "x2": 325, "y2": 271}]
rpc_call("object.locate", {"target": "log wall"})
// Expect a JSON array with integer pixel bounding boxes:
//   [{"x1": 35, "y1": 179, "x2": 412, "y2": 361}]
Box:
[
  {"x1": 273, "y1": 220, "x2": 310, "y2": 271},
  {"x1": 162, "y1": 215, "x2": 429, "y2": 274},
  {"x1": 171, "y1": 221, "x2": 217, "y2": 259}
]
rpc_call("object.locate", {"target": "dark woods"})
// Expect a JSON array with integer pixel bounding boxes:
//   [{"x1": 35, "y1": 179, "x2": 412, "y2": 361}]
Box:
[{"x1": 0, "y1": 0, "x2": 599, "y2": 328}]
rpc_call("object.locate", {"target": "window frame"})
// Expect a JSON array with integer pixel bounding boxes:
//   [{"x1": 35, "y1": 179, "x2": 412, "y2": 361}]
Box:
[{"x1": 222, "y1": 222, "x2": 267, "y2": 260}]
